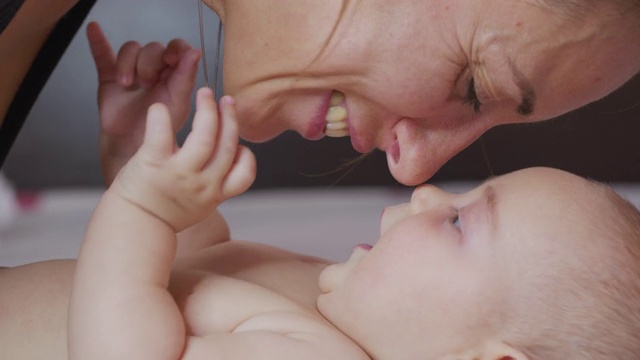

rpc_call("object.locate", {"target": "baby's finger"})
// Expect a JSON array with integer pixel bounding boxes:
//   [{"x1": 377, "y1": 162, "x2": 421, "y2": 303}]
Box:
[
  {"x1": 115, "y1": 41, "x2": 142, "y2": 87},
  {"x1": 206, "y1": 96, "x2": 241, "y2": 177},
  {"x1": 176, "y1": 88, "x2": 219, "y2": 170},
  {"x1": 136, "y1": 42, "x2": 166, "y2": 88},
  {"x1": 222, "y1": 145, "x2": 256, "y2": 199},
  {"x1": 86, "y1": 22, "x2": 116, "y2": 83},
  {"x1": 140, "y1": 103, "x2": 176, "y2": 161}
]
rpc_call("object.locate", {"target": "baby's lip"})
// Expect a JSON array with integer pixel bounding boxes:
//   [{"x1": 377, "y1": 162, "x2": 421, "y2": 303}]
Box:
[{"x1": 353, "y1": 243, "x2": 373, "y2": 251}]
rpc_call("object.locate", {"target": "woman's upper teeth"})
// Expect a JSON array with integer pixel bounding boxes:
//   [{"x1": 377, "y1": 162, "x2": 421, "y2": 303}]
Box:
[{"x1": 324, "y1": 91, "x2": 349, "y2": 137}]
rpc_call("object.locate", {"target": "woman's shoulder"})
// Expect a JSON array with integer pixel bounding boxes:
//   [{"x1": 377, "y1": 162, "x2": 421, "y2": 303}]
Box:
[{"x1": 0, "y1": 0, "x2": 25, "y2": 34}]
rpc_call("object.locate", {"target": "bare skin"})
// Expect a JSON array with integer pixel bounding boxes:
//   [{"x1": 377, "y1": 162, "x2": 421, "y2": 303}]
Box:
[
  {"x1": 64, "y1": 89, "x2": 367, "y2": 360},
  {"x1": 0, "y1": 89, "x2": 359, "y2": 358},
  {"x1": 2, "y1": 11, "x2": 637, "y2": 357},
  {"x1": 3, "y1": 1, "x2": 639, "y2": 185},
  {"x1": 202, "y1": 0, "x2": 640, "y2": 185},
  {"x1": 1, "y1": 30, "x2": 365, "y2": 359},
  {"x1": 0, "y1": 237, "x2": 357, "y2": 359}
]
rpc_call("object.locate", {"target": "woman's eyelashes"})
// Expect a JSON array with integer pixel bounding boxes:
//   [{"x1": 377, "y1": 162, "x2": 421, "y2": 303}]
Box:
[{"x1": 465, "y1": 77, "x2": 482, "y2": 114}]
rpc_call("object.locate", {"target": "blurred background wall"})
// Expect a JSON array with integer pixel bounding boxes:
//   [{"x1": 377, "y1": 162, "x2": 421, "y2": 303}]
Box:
[{"x1": 3, "y1": 0, "x2": 640, "y2": 189}]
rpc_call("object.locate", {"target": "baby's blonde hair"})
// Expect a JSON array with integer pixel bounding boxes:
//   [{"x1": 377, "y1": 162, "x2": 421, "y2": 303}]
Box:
[{"x1": 505, "y1": 182, "x2": 640, "y2": 359}]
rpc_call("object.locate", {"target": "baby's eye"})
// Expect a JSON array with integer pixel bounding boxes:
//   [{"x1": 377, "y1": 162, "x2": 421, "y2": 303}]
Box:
[{"x1": 451, "y1": 212, "x2": 461, "y2": 229}]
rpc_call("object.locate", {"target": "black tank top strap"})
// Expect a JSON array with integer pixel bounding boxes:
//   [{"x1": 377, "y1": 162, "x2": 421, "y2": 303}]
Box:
[
  {"x1": 0, "y1": 0, "x2": 26, "y2": 34},
  {"x1": 0, "y1": 0, "x2": 97, "y2": 168}
]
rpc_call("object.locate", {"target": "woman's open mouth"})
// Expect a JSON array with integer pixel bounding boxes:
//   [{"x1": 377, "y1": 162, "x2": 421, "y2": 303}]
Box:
[{"x1": 324, "y1": 90, "x2": 349, "y2": 138}]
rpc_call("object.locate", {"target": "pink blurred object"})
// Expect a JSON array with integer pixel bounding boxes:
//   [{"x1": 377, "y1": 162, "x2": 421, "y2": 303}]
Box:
[{"x1": 16, "y1": 191, "x2": 41, "y2": 211}]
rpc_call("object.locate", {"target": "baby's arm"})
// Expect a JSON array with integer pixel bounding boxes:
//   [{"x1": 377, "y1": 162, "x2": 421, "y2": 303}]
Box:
[
  {"x1": 68, "y1": 88, "x2": 256, "y2": 360},
  {"x1": 175, "y1": 208, "x2": 230, "y2": 256},
  {"x1": 88, "y1": 23, "x2": 230, "y2": 253}
]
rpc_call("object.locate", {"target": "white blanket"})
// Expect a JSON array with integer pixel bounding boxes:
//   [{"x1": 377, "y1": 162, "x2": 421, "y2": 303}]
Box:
[{"x1": 1, "y1": 183, "x2": 639, "y2": 266}]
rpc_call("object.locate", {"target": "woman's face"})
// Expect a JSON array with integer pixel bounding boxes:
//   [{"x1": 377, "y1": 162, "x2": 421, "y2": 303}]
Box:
[{"x1": 210, "y1": 0, "x2": 640, "y2": 185}]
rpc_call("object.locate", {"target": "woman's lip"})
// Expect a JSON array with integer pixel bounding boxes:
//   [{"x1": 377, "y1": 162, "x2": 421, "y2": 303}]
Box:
[
  {"x1": 349, "y1": 126, "x2": 372, "y2": 153},
  {"x1": 350, "y1": 114, "x2": 403, "y2": 155},
  {"x1": 302, "y1": 91, "x2": 333, "y2": 140},
  {"x1": 346, "y1": 109, "x2": 376, "y2": 153},
  {"x1": 299, "y1": 91, "x2": 388, "y2": 155}
]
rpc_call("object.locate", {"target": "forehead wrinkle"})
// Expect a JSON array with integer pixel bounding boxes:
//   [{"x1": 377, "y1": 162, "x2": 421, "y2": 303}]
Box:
[{"x1": 304, "y1": 0, "x2": 352, "y2": 68}]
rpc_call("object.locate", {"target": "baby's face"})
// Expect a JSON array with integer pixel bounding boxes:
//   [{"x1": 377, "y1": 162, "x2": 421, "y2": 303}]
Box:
[{"x1": 317, "y1": 167, "x2": 610, "y2": 359}]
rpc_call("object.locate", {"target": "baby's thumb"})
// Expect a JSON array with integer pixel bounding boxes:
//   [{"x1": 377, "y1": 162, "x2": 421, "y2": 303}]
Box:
[{"x1": 222, "y1": 145, "x2": 256, "y2": 199}]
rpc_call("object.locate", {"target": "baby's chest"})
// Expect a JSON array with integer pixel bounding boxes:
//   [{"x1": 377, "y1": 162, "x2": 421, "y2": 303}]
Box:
[
  {"x1": 171, "y1": 273, "x2": 369, "y2": 360},
  {"x1": 169, "y1": 248, "x2": 328, "y2": 336}
]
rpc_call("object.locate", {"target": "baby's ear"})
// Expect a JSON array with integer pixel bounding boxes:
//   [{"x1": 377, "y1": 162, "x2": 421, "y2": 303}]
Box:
[{"x1": 437, "y1": 340, "x2": 529, "y2": 360}]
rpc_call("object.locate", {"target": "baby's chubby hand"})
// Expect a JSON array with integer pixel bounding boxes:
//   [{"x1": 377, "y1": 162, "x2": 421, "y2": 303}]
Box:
[{"x1": 112, "y1": 88, "x2": 256, "y2": 232}]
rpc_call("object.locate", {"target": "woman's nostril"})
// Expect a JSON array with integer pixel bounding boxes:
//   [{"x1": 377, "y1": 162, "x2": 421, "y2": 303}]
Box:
[{"x1": 388, "y1": 139, "x2": 400, "y2": 164}]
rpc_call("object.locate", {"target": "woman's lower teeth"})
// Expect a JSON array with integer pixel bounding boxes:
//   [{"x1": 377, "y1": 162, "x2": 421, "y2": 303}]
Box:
[{"x1": 324, "y1": 91, "x2": 349, "y2": 137}]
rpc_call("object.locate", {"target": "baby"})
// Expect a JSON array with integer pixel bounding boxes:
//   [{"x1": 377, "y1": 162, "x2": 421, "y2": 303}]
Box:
[{"x1": 65, "y1": 87, "x2": 640, "y2": 359}]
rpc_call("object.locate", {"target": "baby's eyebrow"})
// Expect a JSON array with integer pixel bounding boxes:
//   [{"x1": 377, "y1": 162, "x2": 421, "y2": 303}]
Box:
[{"x1": 484, "y1": 185, "x2": 499, "y2": 233}]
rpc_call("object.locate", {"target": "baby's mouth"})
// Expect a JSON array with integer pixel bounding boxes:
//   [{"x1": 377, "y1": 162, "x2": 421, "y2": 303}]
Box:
[{"x1": 324, "y1": 91, "x2": 349, "y2": 138}]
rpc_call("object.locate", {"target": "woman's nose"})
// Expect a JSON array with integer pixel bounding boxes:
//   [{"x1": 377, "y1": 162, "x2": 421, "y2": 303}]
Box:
[{"x1": 409, "y1": 184, "x2": 450, "y2": 213}]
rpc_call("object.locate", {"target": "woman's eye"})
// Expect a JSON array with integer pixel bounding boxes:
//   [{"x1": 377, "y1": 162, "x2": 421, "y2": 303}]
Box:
[{"x1": 465, "y1": 77, "x2": 482, "y2": 114}]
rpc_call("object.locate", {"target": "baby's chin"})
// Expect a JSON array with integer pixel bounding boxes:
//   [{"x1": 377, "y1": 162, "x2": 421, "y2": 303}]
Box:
[{"x1": 317, "y1": 245, "x2": 370, "y2": 295}]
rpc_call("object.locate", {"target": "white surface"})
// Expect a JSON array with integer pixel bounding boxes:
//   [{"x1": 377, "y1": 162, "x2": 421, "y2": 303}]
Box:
[
  {"x1": 1, "y1": 183, "x2": 640, "y2": 267},
  {"x1": 0, "y1": 187, "x2": 412, "y2": 266}
]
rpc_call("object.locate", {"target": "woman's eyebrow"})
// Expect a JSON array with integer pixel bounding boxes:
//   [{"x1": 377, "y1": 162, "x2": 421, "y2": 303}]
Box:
[{"x1": 509, "y1": 61, "x2": 537, "y2": 116}]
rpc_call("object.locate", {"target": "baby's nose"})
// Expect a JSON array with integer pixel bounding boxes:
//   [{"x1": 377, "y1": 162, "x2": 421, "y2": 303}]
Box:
[{"x1": 410, "y1": 184, "x2": 450, "y2": 212}]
